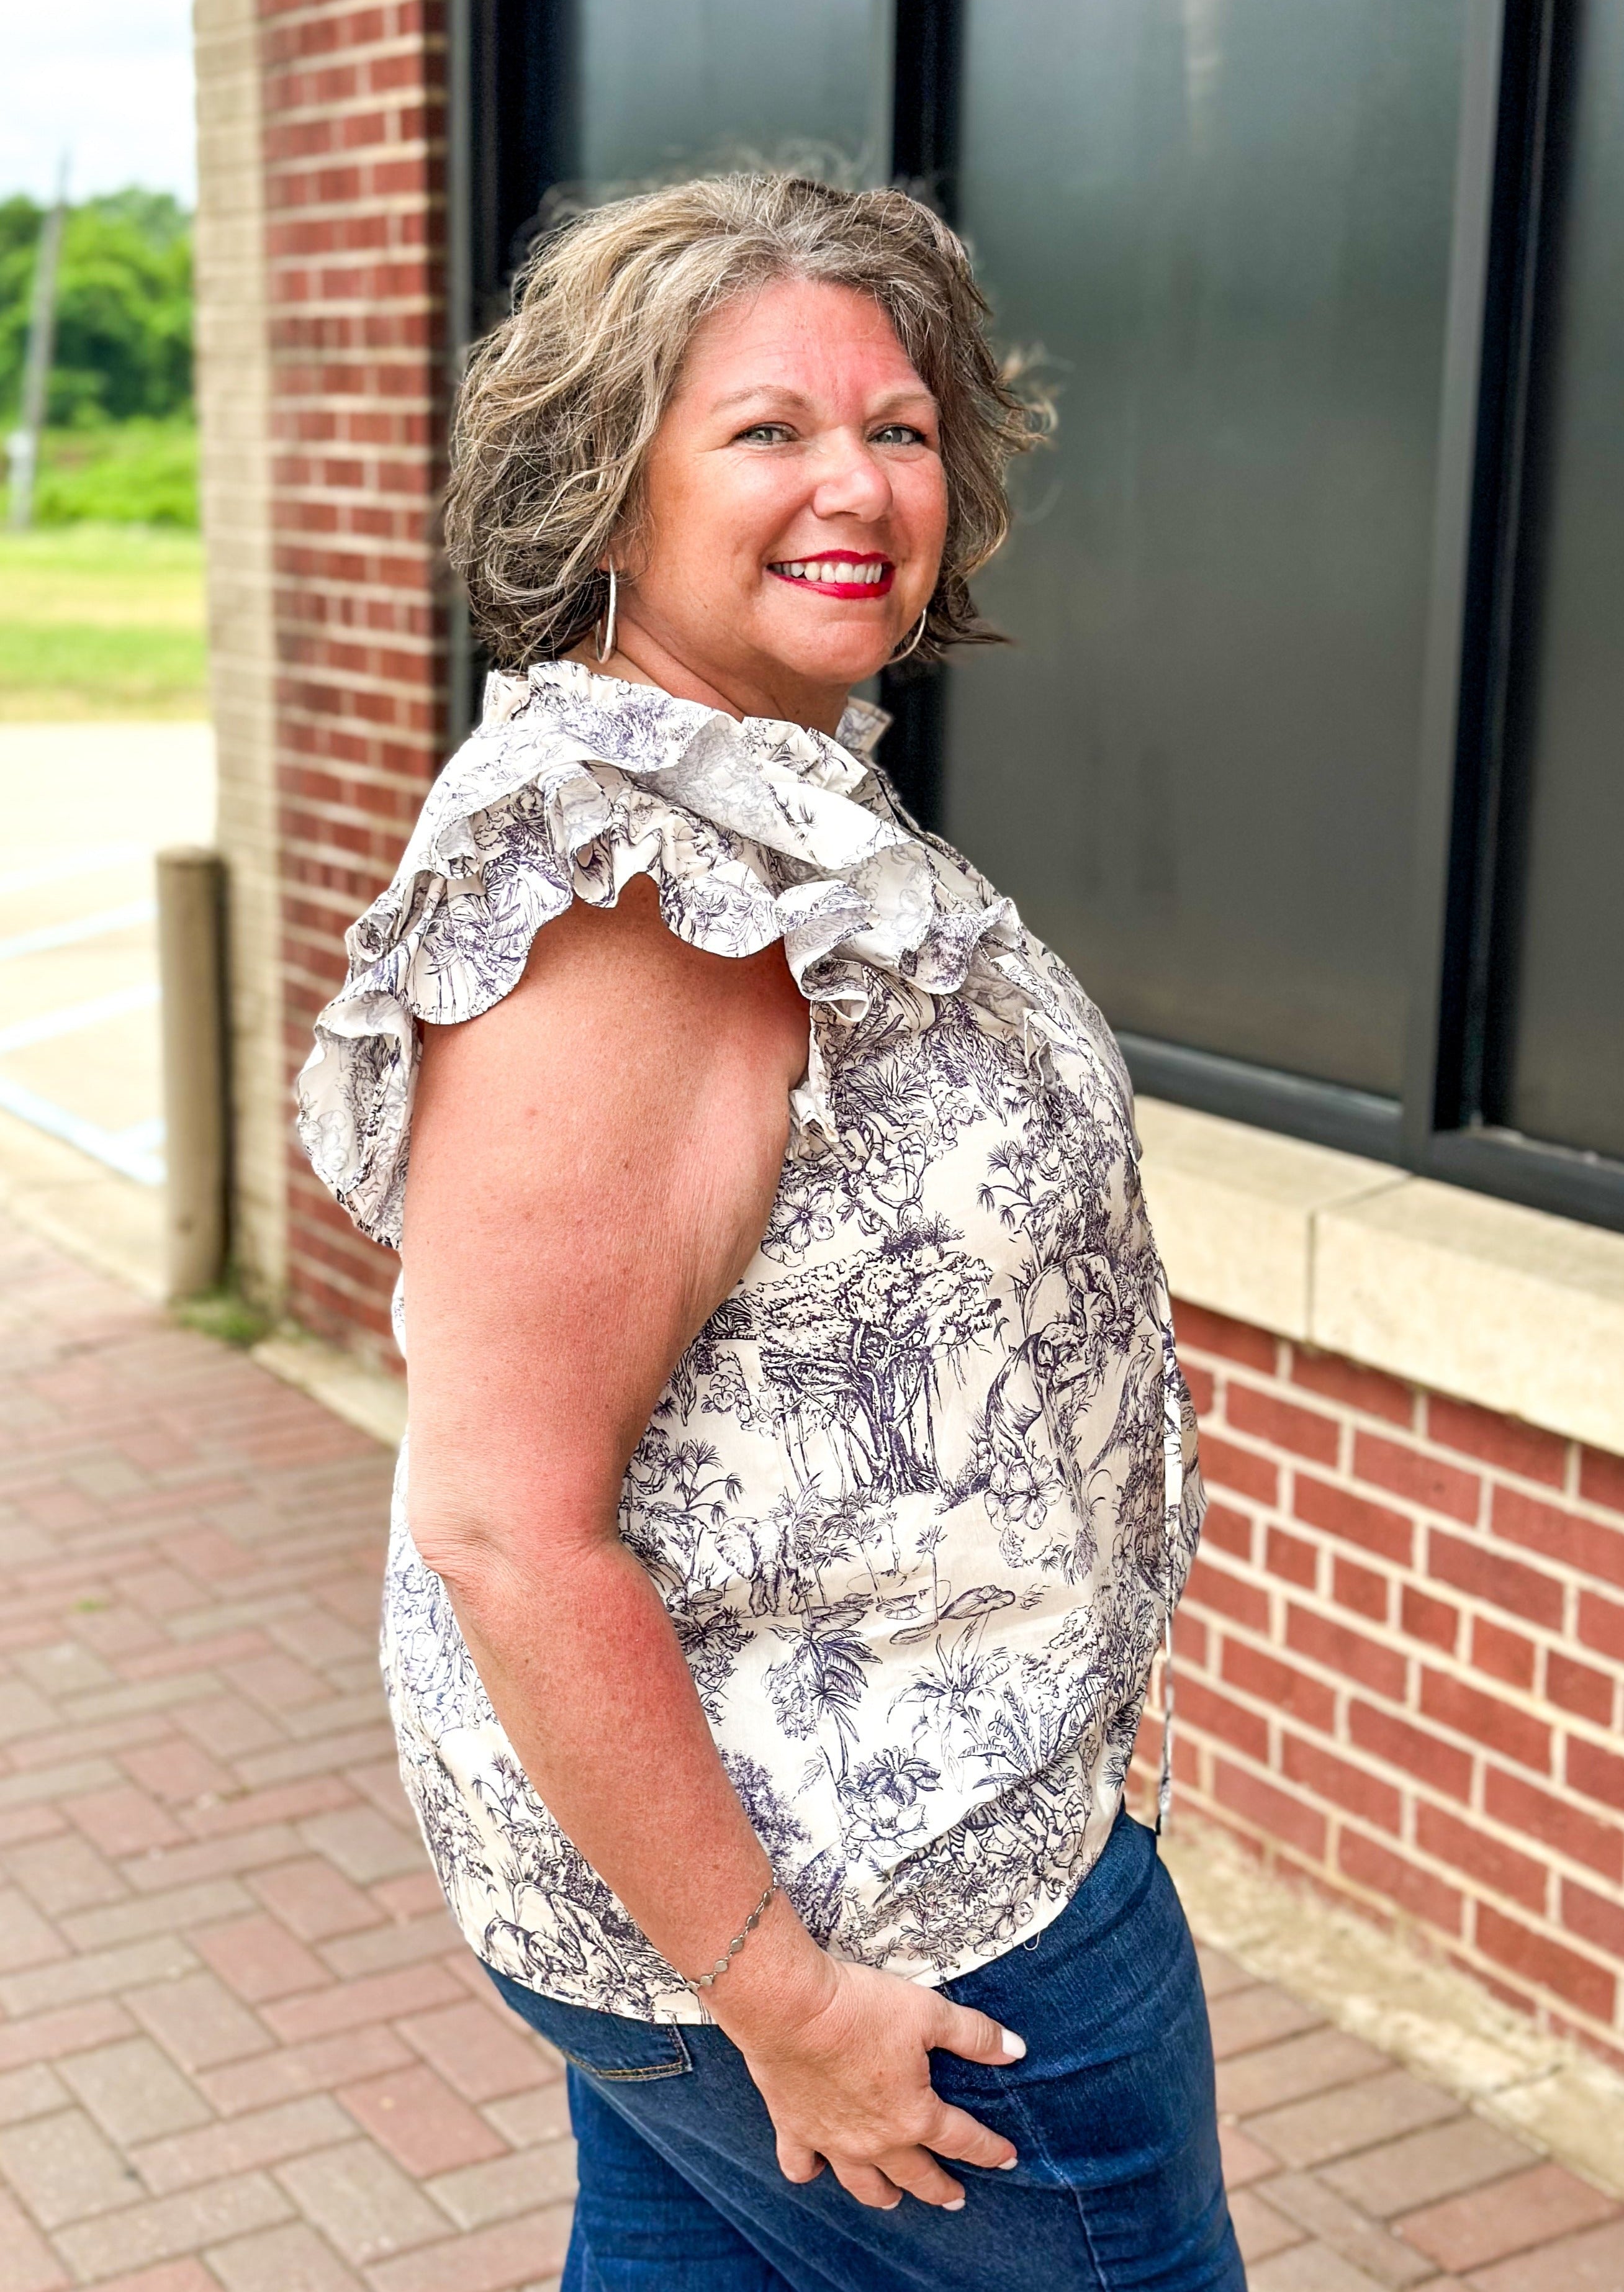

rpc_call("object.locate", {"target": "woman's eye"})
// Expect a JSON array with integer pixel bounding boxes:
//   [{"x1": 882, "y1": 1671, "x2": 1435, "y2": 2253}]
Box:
[
  {"x1": 736, "y1": 423, "x2": 795, "y2": 444},
  {"x1": 872, "y1": 423, "x2": 929, "y2": 448}
]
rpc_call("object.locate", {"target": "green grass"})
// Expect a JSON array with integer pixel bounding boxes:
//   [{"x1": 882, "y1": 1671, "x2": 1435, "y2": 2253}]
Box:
[
  {"x1": 0, "y1": 523, "x2": 207, "y2": 718},
  {"x1": 33, "y1": 420, "x2": 198, "y2": 527},
  {"x1": 173, "y1": 1288, "x2": 273, "y2": 1348}
]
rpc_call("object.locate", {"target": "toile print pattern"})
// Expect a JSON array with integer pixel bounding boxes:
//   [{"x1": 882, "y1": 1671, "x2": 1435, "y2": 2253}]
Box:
[{"x1": 297, "y1": 660, "x2": 1205, "y2": 2023}]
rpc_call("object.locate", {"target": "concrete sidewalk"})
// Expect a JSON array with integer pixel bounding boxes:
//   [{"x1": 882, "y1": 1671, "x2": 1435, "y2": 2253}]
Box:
[{"x1": 1, "y1": 1211, "x2": 1620, "y2": 2291}]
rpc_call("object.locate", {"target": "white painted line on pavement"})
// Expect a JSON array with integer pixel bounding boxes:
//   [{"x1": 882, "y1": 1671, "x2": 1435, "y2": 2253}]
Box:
[
  {"x1": 0, "y1": 846, "x2": 147, "y2": 900},
  {"x1": 0, "y1": 1074, "x2": 166, "y2": 1186},
  {"x1": 0, "y1": 900, "x2": 156, "y2": 964},
  {"x1": 115, "y1": 1116, "x2": 166, "y2": 1155},
  {"x1": 0, "y1": 981, "x2": 160, "y2": 1057}
]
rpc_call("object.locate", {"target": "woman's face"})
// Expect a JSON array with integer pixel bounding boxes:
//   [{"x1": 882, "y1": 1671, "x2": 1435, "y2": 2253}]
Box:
[{"x1": 616, "y1": 276, "x2": 949, "y2": 728}]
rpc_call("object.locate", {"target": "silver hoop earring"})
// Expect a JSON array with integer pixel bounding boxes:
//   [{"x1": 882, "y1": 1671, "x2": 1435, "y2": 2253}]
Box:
[
  {"x1": 890, "y1": 609, "x2": 929, "y2": 664},
  {"x1": 595, "y1": 566, "x2": 618, "y2": 664}
]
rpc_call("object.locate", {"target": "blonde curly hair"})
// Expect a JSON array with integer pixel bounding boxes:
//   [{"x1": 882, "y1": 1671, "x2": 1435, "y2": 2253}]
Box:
[{"x1": 444, "y1": 173, "x2": 1050, "y2": 670}]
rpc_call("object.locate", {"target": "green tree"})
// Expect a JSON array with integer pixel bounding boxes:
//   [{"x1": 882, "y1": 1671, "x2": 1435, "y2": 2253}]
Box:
[{"x1": 1, "y1": 188, "x2": 192, "y2": 426}]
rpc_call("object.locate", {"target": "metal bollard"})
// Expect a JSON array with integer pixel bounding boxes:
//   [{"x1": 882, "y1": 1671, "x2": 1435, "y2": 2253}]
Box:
[{"x1": 156, "y1": 847, "x2": 229, "y2": 1300}]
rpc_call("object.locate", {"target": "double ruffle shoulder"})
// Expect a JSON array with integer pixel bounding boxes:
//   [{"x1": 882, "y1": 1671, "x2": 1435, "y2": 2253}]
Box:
[{"x1": 296, "y1": 661, "x2": 1060, "y2": 1248}]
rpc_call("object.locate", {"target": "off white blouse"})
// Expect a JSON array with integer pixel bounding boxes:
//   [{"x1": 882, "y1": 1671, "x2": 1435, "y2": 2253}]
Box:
[{"x1": 297, "y1": 661, "x2": 1204, "y2": 2022}]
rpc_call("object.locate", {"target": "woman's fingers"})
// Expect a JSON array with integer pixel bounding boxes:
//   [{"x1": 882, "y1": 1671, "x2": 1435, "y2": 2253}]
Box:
[
  {"x1": 775, "y1": 2136, "x2": 825, "y2": 2185},
  {"x1": 878, "y1": 2146, "x2": 966, "y2": 2210},
  {"x1": 931, "y1": 1998, "x2": 1026, "y2": 2066},
  {"x1": 832, "y1": 2161, "x2": 904, "y2": 2211},
  {"x1": 924, "y1": 2100, "x2": 1018, "y2": 2171}
]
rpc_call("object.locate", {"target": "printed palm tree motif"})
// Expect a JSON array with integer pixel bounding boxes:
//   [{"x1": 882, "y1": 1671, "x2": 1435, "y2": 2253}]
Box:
[
  {"x1": 621, "y1": 1432, "x2": 744, "y2": 1596},
  {"x1": 891, "y1": 1617, "x2": 1013, "y2": 1783},
  {"x1": 720, "y1": 1750, "x2": 810, "y2": 1864},
  {"x1": 826, "y1": 1492, "x2": 901, "y2": 1596},
  {"x1": 670, "y1": 1590, "x2": 748, "y2": 1723},
  {"x1": 832, "y1": 1054, "x2": 940, "y2": 1227},
  {"x1": 972, "y1": 1653, "x2": 1108, "y2": 1793},
  {"x1": 764, "y1": 1607, "x2": 878, "y2": 1779},
  {"x1": 402, "y1": 1743, "x2": 501, "y2": 1900},
  {"x1": 916, "y1": 1518, "x2": 947, "y2": 1627},
  {"x1": 711, "y1": 1225, "x2": 1000, "y2": 1497}
]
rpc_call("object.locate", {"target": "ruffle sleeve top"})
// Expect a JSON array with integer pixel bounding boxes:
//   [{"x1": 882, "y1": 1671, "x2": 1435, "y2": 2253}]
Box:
[{"x1": 296, "y1": 659, "x2": 1205, "y2": 2022}]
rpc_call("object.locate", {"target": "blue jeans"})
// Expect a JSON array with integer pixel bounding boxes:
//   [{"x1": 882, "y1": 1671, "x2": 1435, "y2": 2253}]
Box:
[{"x1": 487, "y1": 1807, "x2": 1242, "y2": 2291}]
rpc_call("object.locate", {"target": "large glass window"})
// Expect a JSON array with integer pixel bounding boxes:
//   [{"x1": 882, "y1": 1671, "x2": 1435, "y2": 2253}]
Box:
[
  {"x1": 569, "y1": 0, "x2": 889, "y2": 187},
  {"x1": 455, "y1": 0, "x2": 889, "y2": 336},
  {"x1": 1489, "y1": 0, "x2": 1624, "y2": 1162},
  {"x1": 942, "y1": 0, "x2": 1473, "y2": 1100}
]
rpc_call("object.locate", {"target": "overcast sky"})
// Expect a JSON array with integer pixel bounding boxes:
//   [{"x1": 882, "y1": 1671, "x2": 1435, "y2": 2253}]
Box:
[{"x1": 1, "y1": 0, "x2": 196, "y2": 206}]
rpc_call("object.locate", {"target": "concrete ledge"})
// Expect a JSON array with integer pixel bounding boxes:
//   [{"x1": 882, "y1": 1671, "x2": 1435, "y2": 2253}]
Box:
[
  {"x1": 1138, "y1": 1096, "x2": 1624, "y2": 1455},
  {"x1": 252, "y1": 1329, "x2": 406, "y2": 1450},
  {"x1": 1164, "y1": 1813, "x2": 1624, "y2": 2200}
]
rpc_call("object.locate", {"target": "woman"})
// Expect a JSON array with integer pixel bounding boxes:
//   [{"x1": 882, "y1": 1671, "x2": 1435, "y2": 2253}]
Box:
[{"x1": 299, "y1": 174, "x2": 1240, "y2": 2290}]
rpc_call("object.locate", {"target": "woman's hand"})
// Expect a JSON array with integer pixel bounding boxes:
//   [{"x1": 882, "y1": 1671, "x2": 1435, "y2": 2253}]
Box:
[{"x1": 728, "y1": 1952, "x2": 1024, "y2": 2211}]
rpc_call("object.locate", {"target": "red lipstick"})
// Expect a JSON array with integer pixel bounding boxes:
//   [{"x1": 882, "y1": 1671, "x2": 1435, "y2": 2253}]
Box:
[{"x1": 767, "y1": 551, "x2": 895, "y2": 600}]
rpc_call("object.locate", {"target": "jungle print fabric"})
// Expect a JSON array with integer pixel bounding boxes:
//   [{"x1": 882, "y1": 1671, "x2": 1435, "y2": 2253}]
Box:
[{"x1": 297, "y1": 660, "x2": 1205, "y2": 2023}]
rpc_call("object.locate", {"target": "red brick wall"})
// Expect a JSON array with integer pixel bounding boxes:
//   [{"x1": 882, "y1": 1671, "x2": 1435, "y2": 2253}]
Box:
[
  {"x1": 261, "y1": 0, "x2": 446, "y2": 1360},
  {"x1": 1142, "y1": 1301, "x2": 1624, "y2": 2069}
]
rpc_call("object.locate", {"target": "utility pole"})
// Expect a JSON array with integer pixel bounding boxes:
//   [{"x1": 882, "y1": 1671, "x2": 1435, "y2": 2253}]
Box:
[{"x1": 6, "y1": 160, "x2": 70, "y2": 533}]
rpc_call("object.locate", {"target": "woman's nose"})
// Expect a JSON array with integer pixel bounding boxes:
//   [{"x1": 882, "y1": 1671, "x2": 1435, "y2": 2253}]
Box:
[{"x1": 810, "y1": 433, "x2": 893, "y2": 522}]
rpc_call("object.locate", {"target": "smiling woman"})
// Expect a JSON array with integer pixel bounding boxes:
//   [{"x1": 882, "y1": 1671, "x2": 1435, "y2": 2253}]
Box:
[
  {"x1": 571, "y1": 276, "x2": 944, "y2": 728},
  {"x1": 444, "y1": 175, "x2": 1035, "y2": 690},
  {"x1": 299, "y1": 173, "x2": 1242, "y2": 2292}
]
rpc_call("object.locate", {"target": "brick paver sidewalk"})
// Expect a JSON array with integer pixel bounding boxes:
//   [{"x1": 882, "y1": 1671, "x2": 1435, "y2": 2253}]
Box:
[{"x1": 1, "y1": 1211, "x2": 1619, "y2": 2291}]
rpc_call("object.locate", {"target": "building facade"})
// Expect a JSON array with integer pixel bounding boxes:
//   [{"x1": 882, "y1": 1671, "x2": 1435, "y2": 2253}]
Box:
[{"x1": 192, "y1": 0, "x2": 1624, "y2": 2065}]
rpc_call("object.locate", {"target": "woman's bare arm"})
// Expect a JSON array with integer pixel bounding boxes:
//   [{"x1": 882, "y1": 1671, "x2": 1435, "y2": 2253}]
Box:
[
  {"x1": 402, "y1": 878, "x2": 1020, "y2": 2209},
  {"x1": 404, "y1": 877, "x2": 806, "y2": 1960}
]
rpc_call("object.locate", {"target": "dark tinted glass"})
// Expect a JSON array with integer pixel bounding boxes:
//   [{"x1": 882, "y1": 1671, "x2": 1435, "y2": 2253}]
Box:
[
  {"x1": 1495, "y1": 0, "x2": 1624, "y2": 1160},
  {"x1": 571, "y1": 0, "x2": 887, "y2": 187},
  {"x1": 942, "y1": 0, "x2": 1471, "y2": 1095}
]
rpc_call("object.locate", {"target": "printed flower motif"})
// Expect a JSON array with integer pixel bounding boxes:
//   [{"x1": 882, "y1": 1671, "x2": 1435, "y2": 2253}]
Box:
[
  {"x1": 985, "y1": 1447, "x2": 1050, "y2": 1530},
  {"x1": 767, "y1": 1170, "x2": 849, "y2": 1261},
  {"x1": 842, "y1": 1748, "x2": 942, "y2": 1860}
]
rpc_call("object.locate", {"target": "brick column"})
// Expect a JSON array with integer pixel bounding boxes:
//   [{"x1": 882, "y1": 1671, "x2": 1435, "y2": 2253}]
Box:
[
  {"x1": 195, "y1": 0, "x2": 286, "y2": 1311},
  {"x1": 261, "y1": 0, "x2": 449, "y2": 1363}
]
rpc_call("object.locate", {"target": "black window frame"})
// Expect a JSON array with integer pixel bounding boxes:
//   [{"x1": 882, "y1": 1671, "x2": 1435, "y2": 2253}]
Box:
[{"x1": 446, "y1": 0, "x2": 1624, "y2": 1235}]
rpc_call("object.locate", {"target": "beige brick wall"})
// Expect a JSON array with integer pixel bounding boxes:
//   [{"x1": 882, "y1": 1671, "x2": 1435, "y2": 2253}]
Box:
[
  {"x1": 194, "y1": 0, "x2": 287, "y2": 1311},
  {"x1": 259, "y1": 0, "x2": 448, "y2": 1361}
]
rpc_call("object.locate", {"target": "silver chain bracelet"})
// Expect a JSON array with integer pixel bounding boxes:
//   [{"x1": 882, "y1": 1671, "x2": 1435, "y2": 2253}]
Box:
[{"x1": 680, "y1": 1877, "x2": 778, "y2": 1995}]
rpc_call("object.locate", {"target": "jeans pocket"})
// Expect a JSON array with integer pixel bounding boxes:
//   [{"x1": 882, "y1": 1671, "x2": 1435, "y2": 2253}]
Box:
[{"x1": 484, "y1": 1964, "x2": 693, "y2": 2081}]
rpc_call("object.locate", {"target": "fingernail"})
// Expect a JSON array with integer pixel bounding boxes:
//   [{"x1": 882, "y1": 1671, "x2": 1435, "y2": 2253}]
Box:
[
  {"x1": 944, "y1": 2197, "x2": 966, "y2": 2211},
  {"x1": 883, "y1": 2197, "x2": 902, "y2": 2211},
  {"x1": 999, "y1": 2027, "x2": 1027, "y2": 2060},
  {"x1": 998, "y1": 2156, "x2": 1019, "y2": 2170}
]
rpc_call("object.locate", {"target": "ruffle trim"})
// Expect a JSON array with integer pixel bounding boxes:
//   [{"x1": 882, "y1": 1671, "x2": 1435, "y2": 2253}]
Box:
[{"x1": 295, "y1": 661, "x2": 1055, "y2": 1247}]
